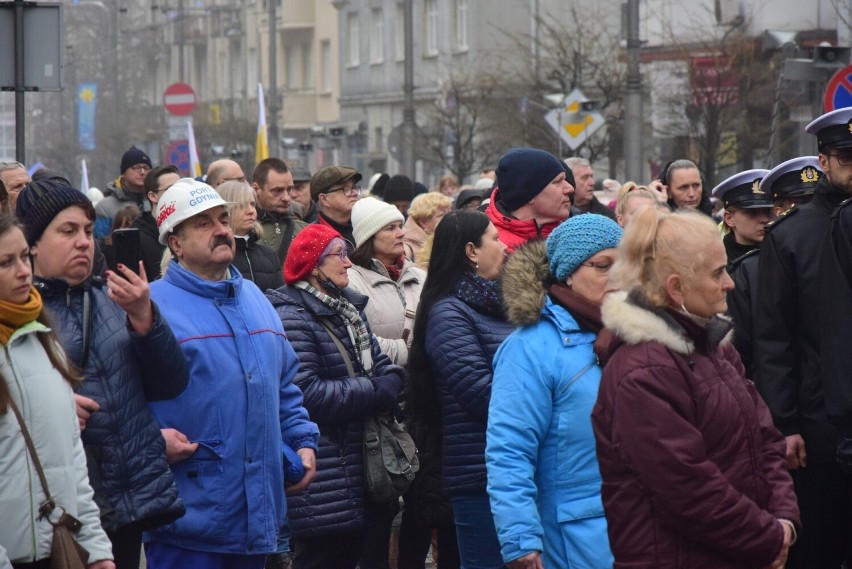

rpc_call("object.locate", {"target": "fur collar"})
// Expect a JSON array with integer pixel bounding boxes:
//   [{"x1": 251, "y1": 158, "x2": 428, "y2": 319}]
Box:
[
  {"x1": 601, "y1": 289, "x2": 733, "y2": 356},
  {"x1": 499, "y1": 240, "x2": 550, "y2": 326}
]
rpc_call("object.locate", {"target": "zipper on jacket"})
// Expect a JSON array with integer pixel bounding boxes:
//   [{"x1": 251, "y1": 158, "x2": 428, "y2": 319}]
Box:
[
  {"x1": 560, "y1": 356, "x2": 598, "y2": 394},
  {"x1": 244, "y1": 248, "x2": 255, "y2": 282}
]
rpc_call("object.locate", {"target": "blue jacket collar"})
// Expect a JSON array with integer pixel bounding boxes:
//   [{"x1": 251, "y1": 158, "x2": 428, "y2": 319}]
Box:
[
  {"x1": 542, "y1": 296, "x2": 595, "y2": 347},
  {"x1": 163, "y1": 260, "x2": 243, "y2": 300}
]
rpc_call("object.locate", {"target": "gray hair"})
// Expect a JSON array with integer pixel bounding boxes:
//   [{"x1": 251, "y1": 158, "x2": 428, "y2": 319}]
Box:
[
  {"x1": 564, "y1": 157, "x2": 591, "y2": 170},
  {"x1": 662, "y1": 159, "x2": 699, "y2": 185}
]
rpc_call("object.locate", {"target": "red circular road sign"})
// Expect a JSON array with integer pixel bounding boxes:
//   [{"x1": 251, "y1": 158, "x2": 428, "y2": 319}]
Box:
[
  {"x1": 824, "y1": 65, "x2": 852, "y2": 112},
  {"x1": 163, "y1": 82, "x2": 196, "y2": 116}
]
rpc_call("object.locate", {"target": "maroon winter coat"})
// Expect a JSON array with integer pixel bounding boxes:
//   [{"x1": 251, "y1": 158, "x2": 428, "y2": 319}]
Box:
[{"x1": 593, "y1": 290, "x2": 800, "y2": 569}]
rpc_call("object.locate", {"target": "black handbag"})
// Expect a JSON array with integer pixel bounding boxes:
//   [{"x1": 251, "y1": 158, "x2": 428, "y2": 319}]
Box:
[
  {"x1": 318, "y1": 318, "x2": 419, "y2": 502},
  {"x1": 9, "y1": 398, "x2": 91, "y2": 569}
]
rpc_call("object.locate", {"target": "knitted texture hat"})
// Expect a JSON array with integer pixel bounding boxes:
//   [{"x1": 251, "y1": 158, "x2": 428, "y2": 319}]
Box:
[
  {"x1": 496, "y1": 148, "x2": 566, "y2": 211},
  {"x1": 120, "y1": 146, "x2": 152, "y2": 173},
  {"x1": 283, "y1": 224, "x2": 343, "y2": 284},
  {"x1": 351, "y1": 197, "x2": 404, "y2": 249},
  {"x1": 382, "y1": 175, "x2": 416, "y2": 203},
  {"x1": 17, "y1": 179, "x2": 92, "y2": 245},
  {"x1": 546, "y1": 214, "x2": 622, "y2": 281}
]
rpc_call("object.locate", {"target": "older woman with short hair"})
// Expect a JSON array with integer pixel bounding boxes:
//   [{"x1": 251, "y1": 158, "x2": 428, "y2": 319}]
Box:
[
  {"x1": 216, "y1": 180, "x2": 283, "y2": 292},
  {"x1": 593, "y1": 208, "x2": 800, "y2": 568},
  {"x1": 403, "y1": 192, "x2": 453, "y2": 264}
]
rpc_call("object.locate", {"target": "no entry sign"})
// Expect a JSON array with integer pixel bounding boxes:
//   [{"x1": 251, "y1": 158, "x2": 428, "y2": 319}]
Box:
[
  {"x1": 163, "y1": 82, "x2": 196, "y2": 116},
  {"x1": 824, "y1": 65, "x2": 852, "y2": 112}
]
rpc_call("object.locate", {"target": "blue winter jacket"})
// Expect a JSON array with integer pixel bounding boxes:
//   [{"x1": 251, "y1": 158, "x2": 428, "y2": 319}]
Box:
[
  {"x1": 37, "y1": 276, "x2": 187, "y2": 532},
  {"x1": 424, "y1": 294, "x2": 514, "y2": 495},
  {"x1": 486, "y1": 241, "x2": 611, "y2": 568},
  {"x1": 266, "y1": 285, "x2": 406, "y2": 539},
  {"x1": 146, "y1": 262, "x2": 320, "y2": 554}
]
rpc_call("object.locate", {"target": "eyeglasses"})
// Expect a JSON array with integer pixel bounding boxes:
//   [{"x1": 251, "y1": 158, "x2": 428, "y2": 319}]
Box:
[
  {"x1": 129, "y1": 164, "x2": 151, "y2": 173},
  {"x1": 827, "y1": 152, "x2": 852, "y2": 166},
  {"x1": 580, "y1": 260, "x2": 614, "y2": 273},
  {"x1": 323, "y1": 249, "x2": 349, "y2": 262},
  {"x1": 326, "y1": 185, "x2": 361, "y2": 197}
]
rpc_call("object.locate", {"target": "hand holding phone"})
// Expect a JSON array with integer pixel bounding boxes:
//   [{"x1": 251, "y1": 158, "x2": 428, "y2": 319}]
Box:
[{"x1": 111, "y1": 228, "x2": 141, "y2": 277}]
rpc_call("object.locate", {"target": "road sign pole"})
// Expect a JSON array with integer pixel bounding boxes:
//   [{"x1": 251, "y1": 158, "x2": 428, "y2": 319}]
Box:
[{"x1": 14, "y1": 0, "x2": 25, "y2": 163}]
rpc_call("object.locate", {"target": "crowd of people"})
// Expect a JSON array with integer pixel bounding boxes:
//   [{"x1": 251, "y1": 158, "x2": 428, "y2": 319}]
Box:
[{"x1": 2, "y1": 105, "x2": 852, "y2": 569}]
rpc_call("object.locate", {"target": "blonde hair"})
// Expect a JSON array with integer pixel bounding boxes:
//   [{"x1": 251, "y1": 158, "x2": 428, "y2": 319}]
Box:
[
  {"x1": 609, "y1": 208, "x2": 721, "y2": 307},
  {"x1": 215, "y1": 180, "x2": 263, "y2": 238},
  {"x1": 615, "y1": 187, "x2": 657, "y2": 217},
  {"x1": 408, "y1": 192, "x2": 453, "y2": 224}
]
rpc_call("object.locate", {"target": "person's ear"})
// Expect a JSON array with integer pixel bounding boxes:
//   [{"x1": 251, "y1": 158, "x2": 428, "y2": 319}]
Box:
[
  {"x1": 465, "y1": 241, "x2": 477, "y2": 265},
  {"x1": 167, "y1": 234, "x2": 182, "y2": 258},
  {"x1": 723, "y1": 209, "x2": 735, "y2": 230},
  {"x1": 665, "y1": 273, "x2": 685, "y2": 307}
]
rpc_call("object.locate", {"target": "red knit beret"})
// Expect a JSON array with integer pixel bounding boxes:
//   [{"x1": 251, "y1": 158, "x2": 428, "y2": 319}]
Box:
[{"x1": 283, "y1": 224, "x2": 343, "y2": 285}]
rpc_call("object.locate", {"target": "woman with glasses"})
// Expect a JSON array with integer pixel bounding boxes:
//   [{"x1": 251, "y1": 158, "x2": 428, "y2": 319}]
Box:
[
  {"x1": 486, "y1": 215, "x2": 619, "y2": 569},
  {"x1": 266, "y1": 224, "x2": 406, "y2": 569},
  {"x1": 406, "y1": 210, "x2": 512, "y2": 569}
]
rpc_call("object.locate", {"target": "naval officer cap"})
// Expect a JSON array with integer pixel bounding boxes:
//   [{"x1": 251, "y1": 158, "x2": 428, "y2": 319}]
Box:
[
  {"x1": 806, "y1": 107, "x2": 852, "y2": 152},
  {"x1": 759, "y1": 156, "x2": 822, "y2": 200},
  {"x1": 711, "y1": 169, "x2": 773, "y2": 209}
]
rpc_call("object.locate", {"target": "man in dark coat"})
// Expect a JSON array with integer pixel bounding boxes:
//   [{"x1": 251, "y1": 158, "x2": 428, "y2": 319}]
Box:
[
  {"x1": 756, "y1": 108, "x2": 852, "y2": 569},
  {"x1": 710, "y1": 169, "x2": 772, "y2": 377},
  {"x1": 134, "y1": 165, "x2": 180, "y2": 281}
]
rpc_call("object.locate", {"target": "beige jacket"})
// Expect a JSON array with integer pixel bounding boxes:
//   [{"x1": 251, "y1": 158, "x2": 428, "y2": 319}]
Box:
[
  {"x1": 402, "y1": 216, "x2": 428, "y2": 263},
  {"x1": 347, "y1": 260, "x2": 426, "y2": 365}
]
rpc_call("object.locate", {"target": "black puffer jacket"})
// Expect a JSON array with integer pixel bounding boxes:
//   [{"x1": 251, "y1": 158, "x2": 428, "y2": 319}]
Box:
[
  {"x1": 266, "y1": 285, "x2": 406, "y2": 539},
  {"x1": 233, "y1": 233, "x2": 283, "y2": 293},
  {"x1": 37, "y1": 276, "x2": 188, "y2": 532}
]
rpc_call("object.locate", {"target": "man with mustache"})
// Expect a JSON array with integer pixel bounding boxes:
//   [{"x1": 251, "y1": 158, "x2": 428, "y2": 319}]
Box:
[
  {"x1": 144, "y1": 178, "x2": 320, "y2": 569},
  {"x1": 485, "y1": 147, "x2": 576, "y2": 253}
]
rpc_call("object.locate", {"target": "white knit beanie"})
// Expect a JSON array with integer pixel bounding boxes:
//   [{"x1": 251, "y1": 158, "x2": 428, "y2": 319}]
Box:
[{"x1": 351, "y1": 197, "x2": 404, "y2": 248}]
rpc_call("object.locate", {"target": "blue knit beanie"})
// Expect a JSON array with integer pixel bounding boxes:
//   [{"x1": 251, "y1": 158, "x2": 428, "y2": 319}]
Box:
[
  {"x1": 547, "y1": 214, "x2": 623, "y2": 281},
  {"x1": 120, "y1": 146, "x2": 152, "y2": 174},
  {"x1": 496, "y1": 148, "x2": 567, "y2": 211}
]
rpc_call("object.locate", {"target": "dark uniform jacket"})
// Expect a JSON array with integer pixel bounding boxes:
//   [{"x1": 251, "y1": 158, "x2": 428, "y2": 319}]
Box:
[
  {"x1": 132, "y1": 211, "x2": 166, "y2": 281},
  {"x1": 754, "y1": 177, "x2": 847, "y2": 461},
  {"x1": 723, "y1": 232, "x2": 759, "y2": 378},
  {"x1": 818, "y1": 195, "x2": 852, "y2": 437}
]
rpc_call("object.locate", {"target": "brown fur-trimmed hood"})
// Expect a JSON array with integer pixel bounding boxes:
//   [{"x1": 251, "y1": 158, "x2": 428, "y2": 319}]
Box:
[
  {"x1": 601, "y1": 289, "x2": 733, "y2": 356},
  {"x1": 500, "y1": 240, "x2": 551, "y2": 326}
]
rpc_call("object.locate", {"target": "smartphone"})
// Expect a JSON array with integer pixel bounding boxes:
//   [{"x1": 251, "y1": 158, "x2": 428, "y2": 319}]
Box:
[{"x1": 112, "y1": 228, "x2": 141, "y2": 277}]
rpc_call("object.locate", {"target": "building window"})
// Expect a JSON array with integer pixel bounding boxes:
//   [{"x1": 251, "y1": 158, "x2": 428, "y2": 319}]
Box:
[
  {"x1": 425, "y1": 0, "x2": 438, "y2": 56},
  {"x1": 320, "y1": 40, "x2": 332, "y2": 92},
  {"x1": 302, "y1": 42, "x2": 313, "y2": 89},
  {"x1": 285, "y1": 45, "x2": 298, "y2": 89},
  {"x1": 456, "y1": 0, "x2": 468, "y2": 50},
  {"x1": 395, "y1": 4, "x2": 405, "y2": 61},
  {"x1": 347, "y1": 12, "x2": 360, "y2": 66},
  {"x1": 370, "y1": 8, "x2": 384, "y2": 63}
]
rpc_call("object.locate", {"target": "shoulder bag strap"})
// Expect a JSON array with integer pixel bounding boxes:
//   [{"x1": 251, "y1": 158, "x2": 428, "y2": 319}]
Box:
[
  {"x1": 401, "y1": 283, "x2": 417, "y2": 345},
  {"x1": 318, "y1": 317, "x2": 357, "y2": 378},
  {"x1": 8, "y1": 397, "x2": 55, "y2": 517}
]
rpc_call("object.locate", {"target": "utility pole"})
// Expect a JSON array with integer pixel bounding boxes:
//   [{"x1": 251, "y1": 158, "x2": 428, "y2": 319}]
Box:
[
  {"x1": 178, "y1": 0, "x2": 185, "y2": 83},
  {"x1": 268, "y1": 0, "x2": 280, "y2": 159},
  {"x1": 401, "y1": 0, "x2": 416, "y2": 177},
  {"x1": 14, "y1": 0, "x2": 25, "y2": 162},
  {"x1": 623, "y1": 0, "x2": 643, "y2": 181}
]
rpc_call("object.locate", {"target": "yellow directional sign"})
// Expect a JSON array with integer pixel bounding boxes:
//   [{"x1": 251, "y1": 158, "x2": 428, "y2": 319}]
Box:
[{"x1": 544, "y1": 89, "x2": 605, "y2": 150}]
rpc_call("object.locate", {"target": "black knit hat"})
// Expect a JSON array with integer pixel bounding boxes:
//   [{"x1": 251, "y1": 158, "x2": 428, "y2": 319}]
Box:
[
  {"x1": 496, "y1": 148, "x2": 566, "y2": 211},
  {"x1": 16, "y1": 179, "x2": 92, "y2": 245},
  {"x1": 120, "y1": 146, "x2": 152, "y2": 174},
  {"x1": 383, "y1": 174, "x2": 415, "y2": 203}
]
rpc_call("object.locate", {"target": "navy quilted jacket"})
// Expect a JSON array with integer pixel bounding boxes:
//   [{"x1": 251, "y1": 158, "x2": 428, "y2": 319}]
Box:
[
  {"x1": 266, "y1": 285, "x2": 406, "y2": 539},
  {"x1": 37, "y1": 277, "x2": 188, "y2": 532},
  {"x1": 425, "y1": 295, "x2": 514, "y2": 495}
]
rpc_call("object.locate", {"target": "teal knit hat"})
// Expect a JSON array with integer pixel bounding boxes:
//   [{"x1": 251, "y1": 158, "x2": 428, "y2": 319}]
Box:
[{"x1": 547, "y1": 214, "x2": 623, "y2": 281}]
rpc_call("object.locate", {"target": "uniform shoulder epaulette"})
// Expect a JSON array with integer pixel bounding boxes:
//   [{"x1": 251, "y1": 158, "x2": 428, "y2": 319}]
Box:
[
  {"x1": 764, "y1": 205, "x2": 799, "y2": 232},
  {"x1": 839, "y1": 196, "x2": 852, "y2": 208},
  {"x1": 727, "y1": 247, "x2": 759, "y2": 271}
]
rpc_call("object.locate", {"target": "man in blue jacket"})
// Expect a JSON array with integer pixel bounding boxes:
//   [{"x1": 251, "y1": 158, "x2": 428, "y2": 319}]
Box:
[{"x1": 144, "y1": 178, "x2": 320, "y2": 569}]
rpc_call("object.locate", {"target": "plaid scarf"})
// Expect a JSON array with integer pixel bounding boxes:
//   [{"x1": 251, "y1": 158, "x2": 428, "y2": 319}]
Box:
[{"x1": 296, "y1": 281, "x2": 374, "y2": 375}]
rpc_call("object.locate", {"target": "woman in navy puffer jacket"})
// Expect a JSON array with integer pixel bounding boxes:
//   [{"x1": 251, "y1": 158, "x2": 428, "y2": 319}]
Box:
[
  {"x1": 267, "y1": 224, "x2": 406, "y2": 569},
  {"x1": 18, "y1": 180, "x2": 188, "y2": 569},
  {"x1": 407, "y1": 210, "x2": 513, "y2": 569}
]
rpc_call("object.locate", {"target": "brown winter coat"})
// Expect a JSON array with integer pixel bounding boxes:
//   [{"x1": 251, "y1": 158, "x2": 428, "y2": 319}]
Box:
[{"x1": 592, "y1": 290, "x2": 800, "y2": 569}]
